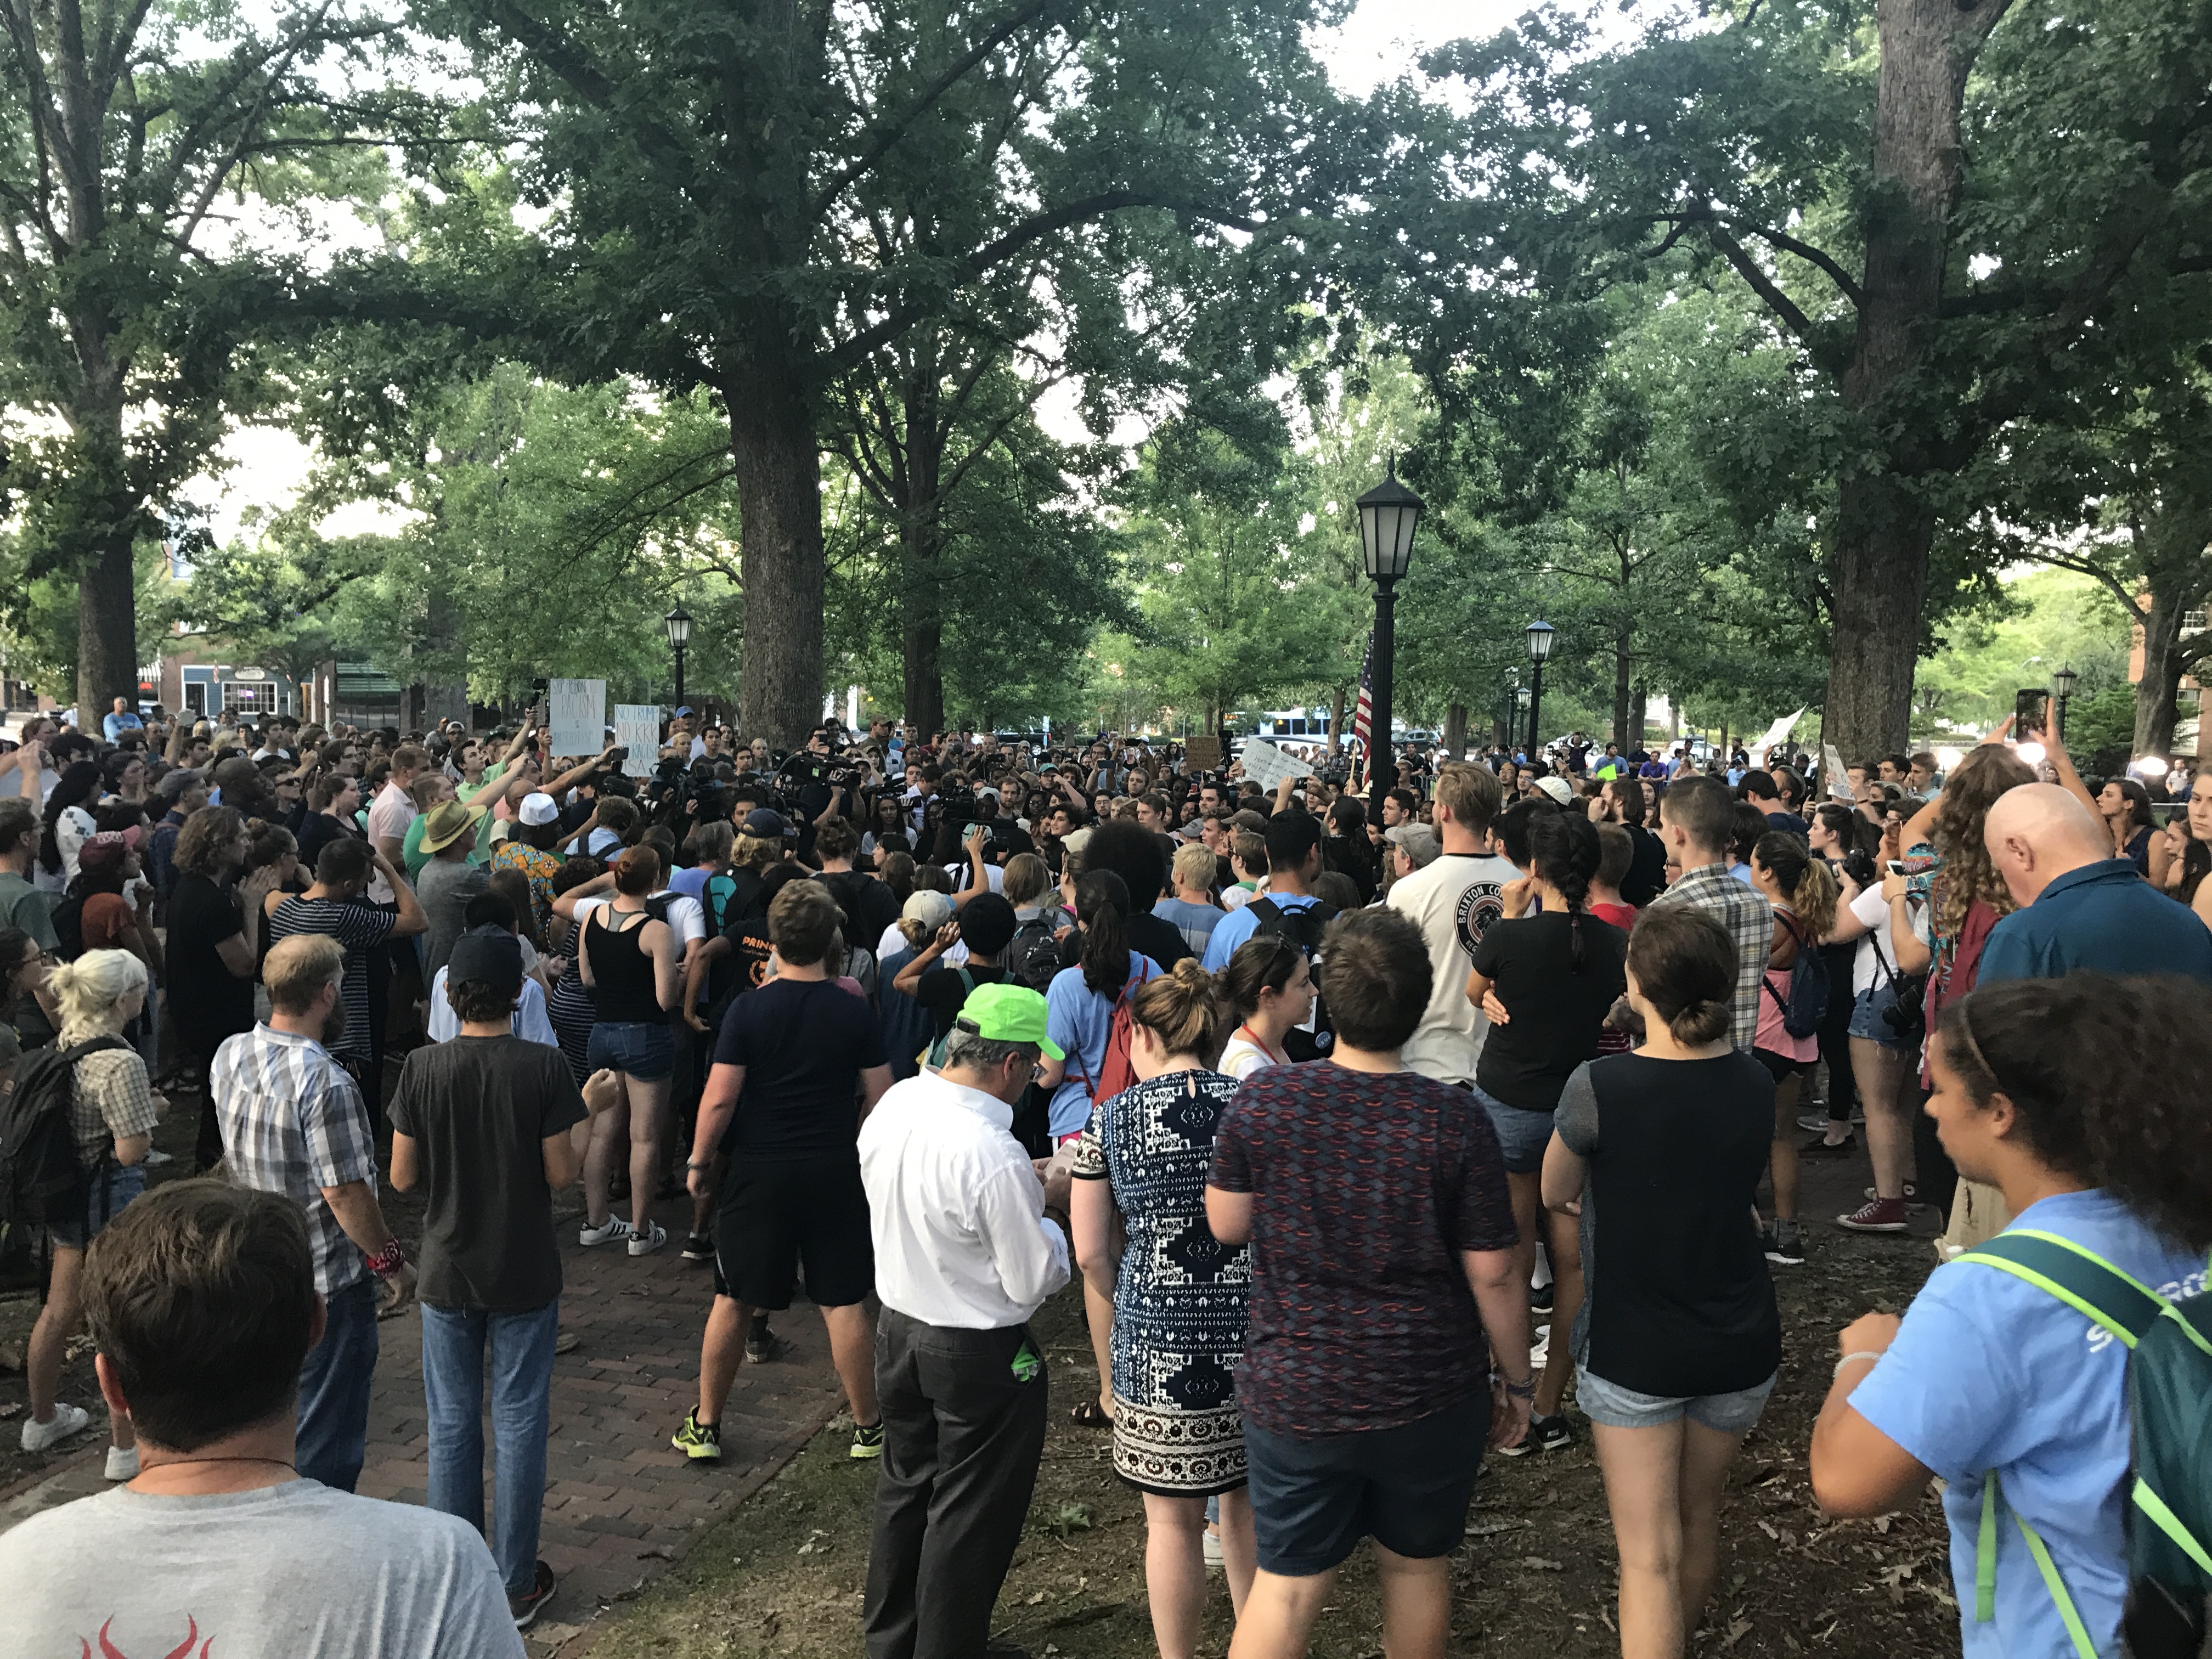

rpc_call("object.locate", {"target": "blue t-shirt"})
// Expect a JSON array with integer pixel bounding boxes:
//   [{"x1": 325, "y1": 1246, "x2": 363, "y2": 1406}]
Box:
[
  {"x1": 665, "y1": 866, "x2": 712, "y2": 901},
  {"x1": 1979, "y1": 859, "x2": 2212, "y2": 986},
  {"x1": 1152, "y1": 896, "x2": 1224, "y2": 955},
  {"x1": 101, "y1": 711, "x2": 143, "y2": 742},
  {"x1": 1200, "y1": 891, "x2": 1325, "y2": 973},
  {"x1": 1043, "y1": 955, "x2": 1159, "y2": 1137},
  {"x1": 1849, "y1": 1191, "x2": 2208, "y2": 1659}
]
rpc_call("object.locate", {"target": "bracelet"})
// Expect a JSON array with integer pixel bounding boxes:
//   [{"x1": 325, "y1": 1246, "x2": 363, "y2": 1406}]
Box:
[
  {"x1": 365, "y1": 1239, "x2": 407, "y2": 1278},
  {"x1": 1833, "y1": 1350, "x2": 1884, "y2": 1380},
  {"x1": 1501, "y1": 1376, "x2": 1537, "y2": 1400},
  {"x1": 686, "y1": 1159, "x2": 713, "y2": 1172}
]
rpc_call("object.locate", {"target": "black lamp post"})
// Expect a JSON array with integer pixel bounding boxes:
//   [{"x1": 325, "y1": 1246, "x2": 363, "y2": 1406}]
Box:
[
  {"x1": 1514, "y1": 685, "x2": 1532, "y2": 755},
  {"x1": 2052, "y1": 663, "x2": 2078, "y2": 740},
  {"x1": 665, "y1": 603, "x2": 692, "y2": 710},
  {"x1": 1525, "y1": 620, "x2": 1556, "y2": 765},
  {"x1": 1356, "y1": 463, "x2": 1424, "y2": 827}
]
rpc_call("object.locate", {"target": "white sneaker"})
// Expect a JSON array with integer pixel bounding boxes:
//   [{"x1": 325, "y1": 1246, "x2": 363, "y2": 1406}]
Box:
[
  {"x1": 20, "y1": 1402, "x2": 91, "y2": 1453},
  {"x1": 627, "y1": 1221, "x2": 668, "y2": 1257},
  {"x1": 1202, "y1": 1527, "x2": 1224, "y2": 1570},
  {"x1": 105, "y1": 1444, "x2": 140, "y2": 1481},
  {"x1": 578, "y1": 1216, "x2": 632, "y2": 1248}
]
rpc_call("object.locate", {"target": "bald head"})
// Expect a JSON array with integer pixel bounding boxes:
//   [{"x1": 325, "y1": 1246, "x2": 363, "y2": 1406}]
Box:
[{"x1": 1984, "y1": 783, "x2": 2114, "y2": 907}]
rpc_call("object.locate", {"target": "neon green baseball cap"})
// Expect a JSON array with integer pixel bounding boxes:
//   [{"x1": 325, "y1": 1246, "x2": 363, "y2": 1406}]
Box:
[{"x1": 955, "y1": 982, "x2": 1065, "y2": 1060}]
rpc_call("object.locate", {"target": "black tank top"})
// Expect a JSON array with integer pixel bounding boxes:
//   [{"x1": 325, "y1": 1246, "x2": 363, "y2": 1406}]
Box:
[{"x1": 585, "y1": 905, "x2": 664, "y2": 1024}]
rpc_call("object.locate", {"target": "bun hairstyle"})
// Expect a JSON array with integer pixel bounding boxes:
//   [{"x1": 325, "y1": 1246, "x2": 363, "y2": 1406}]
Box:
[
  {"x1": 1752, "y1": 831, "x2": 1840, "y2": 939},
  {"x1": 49, "y1": 948, "x2": 150, "y2": 1045},
  {"x1": 1626, "y1": 907, "x2": 1735, "y2": 1048},
  {"x1": 1073, "y1": 868, "x2": 1133, "y2": 996},
  {"x1": 1527, "y1": 810, "x2": 1601, "y2": 967},
  {"x1": 1129, "y1": 958, "x2": 1226, "y2": 1062},
  {"x1": 612, "y1": 845, "x2": 659, "y2": 896}
]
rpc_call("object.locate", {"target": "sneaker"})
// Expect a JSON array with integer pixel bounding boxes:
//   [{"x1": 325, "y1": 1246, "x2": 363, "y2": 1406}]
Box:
[
  {"x1": 1799, "y1": 1109, "x2": 1866, "y2": 1132},
  {"x1": 1530, "y1": 1279, "x2": 1555, "y2": 1314},
  {"x1": 104, "y1": 1444, "x2": 139, "y2": 1481},
  {"x1": 671, "y1": 1408, "x2": 721, "y2": 1462},
  {"x1": 1496, "y1": 1411, "x2": 1573, "y2": 1458},
  {"x1": 850, "y1": 1421, "x2": 885, "y2": 1460},
  {"x1": 680, "y1": 1232, "x2": 715, "y2": 1262},
  {"x1": 745, "y1": 1325, "x2": 795, "y2": 1365},
  {"x1": 1838, "y1": 1196, "x2": 1911, "y2": 1233},
  {"x1": 1202, "y1": 1526, "x2": 1224, "y2": 1569},
  {"x1": 141, "y1": 1147, "x2": 174, "y2": 1167},
  {"x1": 1866, "y1": 1182, "x2": 1928, "y2": 1211},
  {"x1": 19, "y1": 1402, "x2": 91, "y2": 1453},
  {"x1": 626, "y1": 1221, "x2": 668, "y2": 1257},
  {"x1": 578, "y1": 1215, "x2": 632, "y2": 1248},
  {"x1": 510, "y1": 1560, "x2": 558, "y2": 1630},
  {"x1": 1764, "y1": 1218, "x2": 1807, "y2": 1266}
]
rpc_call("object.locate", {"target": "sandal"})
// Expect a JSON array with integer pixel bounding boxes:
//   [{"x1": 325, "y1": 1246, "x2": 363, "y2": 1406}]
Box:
[{"x1": 1070, "y1": 1398, "x2": 1113, "y2": 1427}]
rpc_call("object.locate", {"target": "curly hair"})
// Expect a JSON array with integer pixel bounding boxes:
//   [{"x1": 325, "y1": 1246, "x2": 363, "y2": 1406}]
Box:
[{"x1": 1928, "y1": 744, "x2": 2036, "y2": 947}]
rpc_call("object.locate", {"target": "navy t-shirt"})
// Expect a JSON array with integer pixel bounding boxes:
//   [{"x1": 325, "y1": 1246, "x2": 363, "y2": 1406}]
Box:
[{"x1": 713, "y1": 976, "x2": 887, "y2": 1160}]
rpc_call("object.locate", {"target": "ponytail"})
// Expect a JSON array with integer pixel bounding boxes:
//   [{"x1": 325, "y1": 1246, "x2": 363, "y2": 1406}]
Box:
[
  {"x1": 1074, "y1": 869, "x2": 1133, "y2": 997},
  {"x1": 1530, "y1": 811, "x2": 1601, "y2": 970},
  {"x1": 1752, "y1": 831, "x2": 1837, "y2": 939}
]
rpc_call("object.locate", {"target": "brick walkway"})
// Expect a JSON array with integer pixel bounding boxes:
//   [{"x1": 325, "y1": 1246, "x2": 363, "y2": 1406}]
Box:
[{"x1": 0, "y1": 1221, "x2": 847, "y2": 1656}]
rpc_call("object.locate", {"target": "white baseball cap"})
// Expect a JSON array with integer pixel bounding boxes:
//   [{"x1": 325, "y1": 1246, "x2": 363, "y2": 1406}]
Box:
[
  {"x1": 1532, "y1": 776, "x2": 1574, "y2": 806},
  {"x1": 517, "y1": 792, "x2": 560, "y2": 827}
]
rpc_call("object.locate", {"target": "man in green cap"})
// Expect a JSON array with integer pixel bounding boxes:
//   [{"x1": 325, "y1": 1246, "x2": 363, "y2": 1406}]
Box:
[{"x1": 858, "y1": 981, "x2": 1074, "y2": 1659}]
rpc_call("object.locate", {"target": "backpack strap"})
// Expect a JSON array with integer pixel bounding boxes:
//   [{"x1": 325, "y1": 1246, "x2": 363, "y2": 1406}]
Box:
[
  {"x1": 1955, "y1": 1229, "x2": 2170, "y2": 1350},
  {"x1": 1247, "y1": 896, "x2": 1279, "y2": 926},
  {"x1": 1976, "y1": 1471, "x2": 2103, "y2": 1659},
  {"x1": 956, "y1": 967, "x2": 974, "y2": 997}
]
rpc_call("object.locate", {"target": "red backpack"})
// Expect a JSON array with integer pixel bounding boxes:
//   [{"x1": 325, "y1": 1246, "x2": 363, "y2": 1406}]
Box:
[{"x1": 1074, "y1": 964, "x2": 1152, "y2": 1102}]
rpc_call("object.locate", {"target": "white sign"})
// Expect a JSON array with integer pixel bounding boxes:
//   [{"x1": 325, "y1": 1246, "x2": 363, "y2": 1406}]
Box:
[
  {"x1": 548, "y1": 679, "x2": 606, "y2": 759},
  {"x1": 1748, "y1": 707, "x2": 1806, "y2": 764},
  {"x1": 1823, "y1": 742, "x2": 1855, "y2": 800},
  {"x1": 614, "y1": 704, "x2": 661, "y2": 777},
  {"x1": 1237, "y1": 738, "x2": 1306, "y2": 791}
]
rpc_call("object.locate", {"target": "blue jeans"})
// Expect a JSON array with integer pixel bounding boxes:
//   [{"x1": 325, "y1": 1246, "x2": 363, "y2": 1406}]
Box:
[
  {"x1": 297, "y1": 1276, "x2": 379, "y2": 1492},
  {"x1": 420, "y1": 1298, "x2": 560, "y2": 1597}
]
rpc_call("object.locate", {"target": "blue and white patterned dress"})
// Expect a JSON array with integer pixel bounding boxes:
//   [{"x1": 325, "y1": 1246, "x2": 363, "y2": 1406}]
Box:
[{"x1": 1074, "y1": 1068, "x2": 1251, "y2": 1495}]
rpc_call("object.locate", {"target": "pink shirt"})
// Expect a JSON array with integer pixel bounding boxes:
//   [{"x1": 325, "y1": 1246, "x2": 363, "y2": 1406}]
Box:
[{"x1": 363, "y1": 782, "x2": 416, "y2": 903}]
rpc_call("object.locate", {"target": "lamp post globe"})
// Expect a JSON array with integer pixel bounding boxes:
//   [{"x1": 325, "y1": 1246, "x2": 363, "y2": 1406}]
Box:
[
  {"x1": 1355, "y1": 464, "x2": 1424, "y2": 828},
  {"x1": 665, "y1": 603, "x2": 693, "y2": 711},
  {"x1": 1524, "y1": 621, "x2": 1556, "y2": 768}
]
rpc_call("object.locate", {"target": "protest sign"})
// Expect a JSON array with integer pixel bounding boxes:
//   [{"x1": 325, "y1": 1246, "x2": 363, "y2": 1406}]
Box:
[
  {"x1": 614, "y1": 704, "x2": 661, "y2": 777},
  {"x1": 548, "y1": 679, "x2": 606, "y2": 760}
]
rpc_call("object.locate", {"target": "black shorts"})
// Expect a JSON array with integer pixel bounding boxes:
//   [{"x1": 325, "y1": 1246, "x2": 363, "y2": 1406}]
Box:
[
  {"x1": 1243, "y1": 1393, "x2": 1488, "y2": 1576},
  {"x1": 712, "y1": 1152, "x2": 873, "y2": 1310},
  {"x1": 1754, "y1": 1047, "x2": 1814, "y2": 1084}
]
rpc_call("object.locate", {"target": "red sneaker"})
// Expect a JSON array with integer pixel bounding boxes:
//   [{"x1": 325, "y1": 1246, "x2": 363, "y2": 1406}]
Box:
[{"x1": 1837, "y1": 1197, "x2": 1910, "y2": 1233}]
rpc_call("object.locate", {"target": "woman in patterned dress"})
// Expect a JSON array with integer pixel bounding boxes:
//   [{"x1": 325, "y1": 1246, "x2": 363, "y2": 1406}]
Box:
[{"x1": 1070, "y1": 958, "x2": 1254, "y2": 1658}]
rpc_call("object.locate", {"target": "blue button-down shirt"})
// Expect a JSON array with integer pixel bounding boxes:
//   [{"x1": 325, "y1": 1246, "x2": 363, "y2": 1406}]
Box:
[{"x1": 1979, "y1": 859, "x2": 2212, "y2": 986}]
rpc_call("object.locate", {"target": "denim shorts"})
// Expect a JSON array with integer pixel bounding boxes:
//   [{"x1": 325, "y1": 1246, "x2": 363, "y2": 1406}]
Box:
[
  {"x1": 1847, "y1": 980, "x2": 1905, "y2": 1048},
  {"x1": 1576, "y1": 1365, "x2": 1776, "y2": 1434},
  {"x1": 1471, "y1": 1082, "x2": 1554, "y2": 1175},
  {"x1": 1244, "y1": 1393, "x2": 1488, "y2": 1576},
  {"x1": 586, "y1": 1019, "x2": 674, "y2": 1081},
  {"x1": 48, "y1": 1161, "x2": 146, "y2": 1250}
]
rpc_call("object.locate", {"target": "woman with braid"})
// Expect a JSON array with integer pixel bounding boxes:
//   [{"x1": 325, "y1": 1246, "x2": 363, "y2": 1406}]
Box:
[
  {"x1": 1463, "y1": 808, "x2": 1628, "y2": 1457},
  {"x1": 1745, "y1": 832, "x2": 1841, "y2": 1267}
]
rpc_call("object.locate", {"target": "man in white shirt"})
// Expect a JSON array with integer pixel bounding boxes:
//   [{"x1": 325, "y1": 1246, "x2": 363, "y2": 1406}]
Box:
[
  {"x1": 1385, "y1": 763, "x2": 1519, "y2": 1086},
  {"x1": 857, "y1": 984, "x2": 1072, "y2": 1659}
]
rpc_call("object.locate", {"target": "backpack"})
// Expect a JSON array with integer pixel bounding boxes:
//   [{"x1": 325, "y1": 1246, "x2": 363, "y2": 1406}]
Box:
[
  {"x1": 1069, "y1": 964, "x2": 1152, "y2": 1103},
  {"x1": 1955, "y1": 1231, "x2": 2212, "y2": 1659},
  {"x1": 1761, "y1": 911, "x2": 1829, "y2": 1040},
  {"x1": 1008, "y1": 912, "x2": 1066, "y2": 994},
  {"x1": 1246, "y1": 896, "x2": 1339, "y2": 1060},
  {"x1": 921, "y1": 968, "x2": 977, "y2": 1069},
  {"x1": 702, "y1": 872, "x2": 740, "y2": 937},
  {"x1": 0, "y1": 1036, "x2": 128, "y2": 1229}
]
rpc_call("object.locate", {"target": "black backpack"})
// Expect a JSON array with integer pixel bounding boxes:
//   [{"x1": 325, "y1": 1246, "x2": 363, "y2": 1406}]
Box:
[
  {"x1": 0, "y1": 1036, "x2": 128, "y2": 1228},
  {"x1": 1246, "y1": 896, "x2": 1339, "y2": 1060},
  {"x1": 1008, "y1": 911, "x2": 1067, "y2": 993},
  {"x1": 47, "y1": 894, "x2": 85, "y2": 962},
  {"x1": 1761, "y1": 911, "x2": 1830, "y2": 1040}
]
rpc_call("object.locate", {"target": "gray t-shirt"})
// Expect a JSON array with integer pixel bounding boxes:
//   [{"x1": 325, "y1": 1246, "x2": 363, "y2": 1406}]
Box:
[
  {"x1": 0, "y1": 1478, "x2": 523, "y2": 1656},
  {"x1": 417, "y1": 856, "x2": 490, "y2": 983}
]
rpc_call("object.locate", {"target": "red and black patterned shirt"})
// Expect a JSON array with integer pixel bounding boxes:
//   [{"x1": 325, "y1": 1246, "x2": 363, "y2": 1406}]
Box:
[{"x1": 1209, "y1": 1063, "x2": 1519, "y2": 1437}]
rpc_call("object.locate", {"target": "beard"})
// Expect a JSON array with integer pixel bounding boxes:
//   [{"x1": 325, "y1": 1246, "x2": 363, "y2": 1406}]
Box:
[{"x1": 321, "y1": 992, "x2": 348, "y2": 1050}]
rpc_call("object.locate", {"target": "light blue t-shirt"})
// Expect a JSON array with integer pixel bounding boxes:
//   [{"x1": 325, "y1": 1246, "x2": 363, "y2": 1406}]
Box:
[
  {"x1": 666, "y1": 866, "x2": 713, "y2": 901},
  {"x1": 1200, "y1": 891, "x2": 1324, "y2": 973},
  {"x1": 1850, "y1": 1190, "x2": 2208, "y2": 1659},
  {"x1": 1153, "y1": 896, "x2": 1224, "y2": 955},
  {"x1": 1043, "y1": 955, "x2": 1159, "y2": 1137}
]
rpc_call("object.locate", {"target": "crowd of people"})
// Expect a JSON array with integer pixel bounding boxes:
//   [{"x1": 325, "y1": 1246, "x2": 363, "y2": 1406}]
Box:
[{"x1": 0, "y1": 695, "x2": 2208, "y2": 1659}]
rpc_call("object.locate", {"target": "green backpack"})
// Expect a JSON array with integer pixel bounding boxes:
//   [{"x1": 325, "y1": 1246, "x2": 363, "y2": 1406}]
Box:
[{"x1": 1955, "y1": 1229, "x2": 2212, "y2": 1659}]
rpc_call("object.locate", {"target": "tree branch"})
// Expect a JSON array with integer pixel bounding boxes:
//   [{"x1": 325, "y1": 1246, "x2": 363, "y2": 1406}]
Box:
[
  {"x1": 1701, "y1": 222, "x2": 1819, "y2": 347},
  {"x1": 2026, "y1": 544, "x2": 2149, "y2": 623}
]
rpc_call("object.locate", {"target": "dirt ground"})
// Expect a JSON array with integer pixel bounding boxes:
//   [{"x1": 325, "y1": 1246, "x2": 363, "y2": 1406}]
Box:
[{"x1": 586, "y1": 1146, "x2": 1960, "y2": 1659}]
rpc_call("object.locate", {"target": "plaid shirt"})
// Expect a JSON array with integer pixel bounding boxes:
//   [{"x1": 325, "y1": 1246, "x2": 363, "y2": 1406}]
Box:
[
  {"x1": 212, "y1": 1023, "x2": 379, "y2": 1294},
  {"x1": 1646, "y1": 862, "x2": 1774, "y2": 1052}
]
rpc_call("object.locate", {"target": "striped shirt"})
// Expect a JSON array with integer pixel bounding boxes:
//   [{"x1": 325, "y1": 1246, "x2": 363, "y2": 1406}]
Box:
[
  {"x1": 213, "y1": 1023, "x2": 379, "y2": 1295},
  {"x1": 1645, "y1": 862, "x2": 1774, "y2": 1052}
]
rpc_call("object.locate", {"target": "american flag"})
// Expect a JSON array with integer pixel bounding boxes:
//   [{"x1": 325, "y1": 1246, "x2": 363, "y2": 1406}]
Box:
[{"x1": 1350, "y1": 629, "x2": 1375, "y2": 755}]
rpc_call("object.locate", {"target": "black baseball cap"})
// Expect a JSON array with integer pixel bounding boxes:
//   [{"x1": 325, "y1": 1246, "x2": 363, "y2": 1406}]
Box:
[{"x1": 447, "y1": 928, "x2": 524, "y2": 996}]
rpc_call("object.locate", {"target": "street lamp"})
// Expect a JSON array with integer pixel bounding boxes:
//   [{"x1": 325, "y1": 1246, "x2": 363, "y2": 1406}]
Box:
[
  {"x1": 2052, "y1": 663, "x2": 2078, "y2": 739},
  {"x1": 1525, "y1": 620, "x2": 1556, "y2": 765},
  {"x1": 664, "y1": 603, "x2": 693, "y2": 711},
  {"x1": 1514, "y1": 685, "x2": 1532, "y2": 753},
  {"x1": 1356, "y1": 462, "x2": 1424, "y2": 826}
]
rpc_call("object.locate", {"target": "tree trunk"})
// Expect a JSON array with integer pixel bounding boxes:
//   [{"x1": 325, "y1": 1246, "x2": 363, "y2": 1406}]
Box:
[
  {"x1": 729, "y1": 365, "x2": 826, "y2": 747},
  {"x1": 1328, "y1": 685, "x2": 1346, "y2": 757},
  {"x1": 902, "y1": 617, "x2": 944, "y2": 742},
  {"x1": 1611, "y1": 627, "x2": 1633, "y2": 748},
  {"x1": 2135, "y1": 598, "x2": 2183, "y2": 760},
  {"x1": 1628, "y1": 685, "x2": 1649, "y2": 751},
  {"x1": 1442, "y1": 701, "x2": 1468, "y2": 760},
  {"x1": 1819, "y1": 0, "x2": 2013, "y2": 759},
  {"x1": 76, "y1": 521, "x2": 139, "y2": 723},
  {"x1": 2129, "y1": 498, "x2": 2212, "y2": 759}
]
